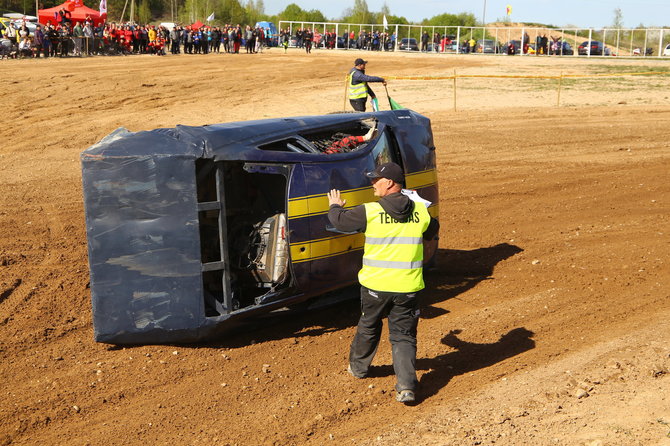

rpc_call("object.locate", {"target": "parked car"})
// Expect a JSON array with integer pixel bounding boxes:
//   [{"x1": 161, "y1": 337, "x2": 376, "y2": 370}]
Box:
[
  {"x1": 663, "y1": 43, "x2": 670, "y2": 56},
  {"x1": 503, "y1": 40, "x2": 521, "y2": 54},
  {"x1": 399, "y1": 37, "x2": 419, "y2": 51},
  {"x1": 550, "y1": 41, "x2": 574, "y2": 56},
  {"x1": 578, "y1": 41, "x2": 610, "y2": 56},
  {"x1": 81, "y1": 110, "x2": 440, "y2": 344},
  {"x1": 476, "y1": 39, "x2": 498, "y2": 54}
]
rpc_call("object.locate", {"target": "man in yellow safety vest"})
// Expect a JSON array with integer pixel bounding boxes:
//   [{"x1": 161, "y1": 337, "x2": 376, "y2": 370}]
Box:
[
  {"x1": 348, "y1": 58, "x2": 387, "y2": 112},
  {"x1": 327, "y1": 162, "x2": 439, "y2": 403}
]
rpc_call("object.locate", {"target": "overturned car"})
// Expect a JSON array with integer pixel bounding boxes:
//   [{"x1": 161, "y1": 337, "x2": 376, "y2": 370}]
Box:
[{"x1": 81, "y1": 109, "x2": 439, "y2": 344}]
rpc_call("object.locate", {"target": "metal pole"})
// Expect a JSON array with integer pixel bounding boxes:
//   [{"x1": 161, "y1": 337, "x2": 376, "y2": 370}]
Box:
[
  {"x1": 394, "y1": 24, "x2": 398, "y2": 51},
  {"x1": 119, "y1": 0, "x2": 129, "y2": 23},
  {"x1": 658, "y1": 29, "x2": 663, "y2": 58},
  {"x1": 343, "y1": 74, "x2": 348, "y2": 111},
  {"x1": 557, "y1": 71, "x2": 563, "y2": 107},
  {"x1": 643, "y1": 28, "x2": 648, "y2": 58},
  {"x1": 574, "y1": 29, "x2": 578, "y2": 57},
  {"x1": 482, "y1": 0, "x2": 487, "y2": 27},
  {"x1": 456, "y1": 26, "x2": 460, "y2": 54},
  {"x1": 588, "y1": 29, "x2": 592, "y2": 57},
  {"x1": 335, "y1": 23, "x2": 340, "y2": 49},
  {"x1": 453, "y1": 69, "x2": 457, "y2": 111}
]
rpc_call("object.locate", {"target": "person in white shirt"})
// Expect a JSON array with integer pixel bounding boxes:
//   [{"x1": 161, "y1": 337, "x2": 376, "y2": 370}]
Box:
[{"x1": 18, "y1": 36, "x2": 33, "y2": 57}]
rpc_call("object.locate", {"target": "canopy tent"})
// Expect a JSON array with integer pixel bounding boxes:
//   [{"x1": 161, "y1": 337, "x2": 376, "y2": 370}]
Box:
[
  {"x1": 38, "y1": 0, "x2": 106, "y2": 26},
  {"x1": 190, "y1": 20, "x2": 203, "y2": 29}
]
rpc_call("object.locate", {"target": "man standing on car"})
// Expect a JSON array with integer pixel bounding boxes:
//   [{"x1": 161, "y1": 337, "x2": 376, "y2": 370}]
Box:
[
  {"x1": 348, "y1": 58, "x2": 386, "y2": 112},
  {"x1": 327, "y1": 162, "x2": 439, "y2": 404}
]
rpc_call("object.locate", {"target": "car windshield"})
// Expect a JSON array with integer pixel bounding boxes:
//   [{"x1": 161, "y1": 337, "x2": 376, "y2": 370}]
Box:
[{"x1": 371, "y1": 131, "x2": 394, "y2": 166}]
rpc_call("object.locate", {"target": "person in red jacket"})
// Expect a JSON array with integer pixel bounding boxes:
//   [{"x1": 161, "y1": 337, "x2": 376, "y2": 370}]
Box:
[{"x1": 325, "y1": 122, "x2": 376, "y2": 154}]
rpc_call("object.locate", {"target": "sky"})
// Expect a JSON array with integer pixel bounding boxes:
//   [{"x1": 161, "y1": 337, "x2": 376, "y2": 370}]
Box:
[{"x1": 262, "y1": 0, "x2": 670, "y2": 29}]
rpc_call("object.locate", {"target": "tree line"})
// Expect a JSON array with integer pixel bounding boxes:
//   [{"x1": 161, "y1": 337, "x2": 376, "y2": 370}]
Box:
[{"x1": 4, "y1": 0, "x2": 476, "y2": 28}]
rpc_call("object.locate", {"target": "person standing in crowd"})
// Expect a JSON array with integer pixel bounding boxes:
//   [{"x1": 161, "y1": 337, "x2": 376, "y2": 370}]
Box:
[
  {"x1": 82, "y1": 22, "x2": 93, "y2": 55},
  {"x1": 48, "y1": 23, "x2": 59, "y2": 56},
  {"x1": 327, "y1": 162, "x2": 439, "y2": 404},
  {"x1": 433, "y1": 32, "x2": 441, "y2": 52},
  {"x1": 233, "y1": 25, "x2": 242, "y2": 53},
  {"x1": 212, "y1": 26, "x2": 221, "y2": 53},
  {"x1": 280, "y1": 28, "x2": 289, "y2": 53},
  {"x1": 222, "y1": 26, "x2": 228, "y2": 52},
  {"x1": 147, "y1": 25, "x2": 156, "y2": 50},
  {"x1": 421, "y1": 31, "x2": 429, "y2": 52},
  {"x1": 303, "y1": 27, "x2": 313, "y2": 54},
  {"x1": 255, "y1": 27, "x2": 264, "y2": 53},
  {"x1": 33, "y1": 24, "x2": 45, "y2": 57},
  {"x1": 203, "y1": 26, "x2": 210, "y2": 54},
  {"x1": 184, "y1": 27, "x2": 193, "y2": 54},
  {"x1": 296, "y1": 28, "x2": 303, "y2": 48},
  {"x1": 59, "y1": 23, "x2": 71, "y2": 56},
  {"x1": 244, "y1": 25, "x2": 253, "y2": 53},
  {"x1": 348, "y1": 58, "x2": 386, "y2": 112},
  {"x1": 169, "y1": 26, "x2": 179, "y2": 54},
  {"x1": 4, "y1": 22, "x2": 17, "y2": 47}
]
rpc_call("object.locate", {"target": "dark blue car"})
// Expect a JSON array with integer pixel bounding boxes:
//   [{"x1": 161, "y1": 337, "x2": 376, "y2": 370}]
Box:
[{"x1": 81, "y1": 110, "x2": 440, "y2": 344}]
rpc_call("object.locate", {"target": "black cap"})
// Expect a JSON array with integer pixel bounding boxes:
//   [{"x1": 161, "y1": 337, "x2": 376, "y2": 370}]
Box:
[
  {"x1": 365, "y1": 162, "x2": 404, "y2": 185},
  {"x1": 354, "y1": 58, "x2": 367, "y2": 66}
]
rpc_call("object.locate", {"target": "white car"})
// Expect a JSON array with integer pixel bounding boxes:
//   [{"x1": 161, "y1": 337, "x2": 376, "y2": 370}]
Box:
[{"x1": 663, "y1": 43, "x2": 670, "y2": 56}]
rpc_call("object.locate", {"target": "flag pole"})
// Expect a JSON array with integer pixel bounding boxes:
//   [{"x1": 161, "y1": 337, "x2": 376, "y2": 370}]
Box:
[{"x1": 384, "y1": 84, "x2": 392, "y2": 109}]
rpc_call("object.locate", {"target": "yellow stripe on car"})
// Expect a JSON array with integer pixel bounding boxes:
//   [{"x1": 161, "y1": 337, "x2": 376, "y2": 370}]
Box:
[{"x1": 288, "y1": 168, "x2": 437, "y2": 220}]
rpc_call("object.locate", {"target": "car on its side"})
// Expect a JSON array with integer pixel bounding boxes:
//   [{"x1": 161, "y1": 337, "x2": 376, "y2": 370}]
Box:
[
  {"x1": 81, "y1": 110, "x2": 440, "y2": 344},
  {"x1": 398, "y1": 37, "x2": 419, "y2": 51}
]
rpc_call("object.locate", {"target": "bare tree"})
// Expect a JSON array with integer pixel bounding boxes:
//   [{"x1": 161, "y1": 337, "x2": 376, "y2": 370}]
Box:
[{"x1": 612, "y1": 7, "x2": 624, "y2": 29}]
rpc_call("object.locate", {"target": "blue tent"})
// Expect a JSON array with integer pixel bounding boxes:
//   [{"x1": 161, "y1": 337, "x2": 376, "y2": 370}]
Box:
[{"x1": 255, "y1": 20, "x2": 277, "y2": 37}]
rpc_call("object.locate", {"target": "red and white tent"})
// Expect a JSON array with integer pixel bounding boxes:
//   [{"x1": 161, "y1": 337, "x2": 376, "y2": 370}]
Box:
[{"x1": 38, "y1": 0, "x2": 106, "y2": 26}]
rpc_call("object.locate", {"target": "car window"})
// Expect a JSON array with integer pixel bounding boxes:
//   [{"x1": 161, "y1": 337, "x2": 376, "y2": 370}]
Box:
[{"x1": 371, "y1": 130, "x2": 395, "y2": 166}]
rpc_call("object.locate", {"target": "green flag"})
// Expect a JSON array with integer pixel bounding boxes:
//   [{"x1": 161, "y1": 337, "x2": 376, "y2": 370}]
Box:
[{"x1": 389, "y1": 96, "x2": 404, "y2": 110}]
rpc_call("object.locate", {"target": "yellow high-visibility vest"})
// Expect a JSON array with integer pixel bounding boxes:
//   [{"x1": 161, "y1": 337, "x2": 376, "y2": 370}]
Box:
[
  {"x1": 348, "y1": 69, "x2": 368, "y2": 100},
  {"x1": 358, "y1": 201, "x2": 430, "y2": 293}
]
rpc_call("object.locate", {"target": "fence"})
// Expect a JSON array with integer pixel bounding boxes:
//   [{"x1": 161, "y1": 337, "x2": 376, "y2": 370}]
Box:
[
  {"x1": 342, "y1": 70, "x2": 670, "y2": 112},
  {"x1": 279, "y1": 21, "x2": 670, "y2": 58}
]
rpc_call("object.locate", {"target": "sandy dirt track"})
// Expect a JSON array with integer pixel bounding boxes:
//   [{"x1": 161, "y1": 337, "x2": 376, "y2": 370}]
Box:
[{"x1": 1, "y1": 50, "x2": 669, "y2": 445}]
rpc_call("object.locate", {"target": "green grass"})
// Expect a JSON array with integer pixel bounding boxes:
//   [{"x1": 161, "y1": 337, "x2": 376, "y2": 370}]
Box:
[{"x1": 588, "y1": 64, "x2": 670, "y2": 74}]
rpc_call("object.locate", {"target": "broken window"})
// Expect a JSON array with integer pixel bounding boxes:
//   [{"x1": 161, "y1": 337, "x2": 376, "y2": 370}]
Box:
[
  {"x1": 195, "y1": 160, "x2": 292, "y2": 317},
  {"x1": 258, "y1": 119, "x2": 378, "y2": 155}
]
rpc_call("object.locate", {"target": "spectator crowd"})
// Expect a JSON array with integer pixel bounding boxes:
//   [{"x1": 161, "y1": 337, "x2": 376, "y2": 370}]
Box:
[
  {"x1": 279, "y1": 28, "x2": 397, "y2": 52},
  {"x1": 1, "y1": 16, "x2": 273, "y2": 59}
]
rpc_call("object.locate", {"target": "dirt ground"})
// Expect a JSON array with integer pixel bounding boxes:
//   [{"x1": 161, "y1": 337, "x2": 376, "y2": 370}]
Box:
[{"x1": 1, "y1": 49, "x2": 669, "y2": 446}]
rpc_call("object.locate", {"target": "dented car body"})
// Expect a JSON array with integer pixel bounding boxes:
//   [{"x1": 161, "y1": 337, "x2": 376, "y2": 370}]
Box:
[{"x1": 81, "y1": 109, "x2": 439, "y2": 344}]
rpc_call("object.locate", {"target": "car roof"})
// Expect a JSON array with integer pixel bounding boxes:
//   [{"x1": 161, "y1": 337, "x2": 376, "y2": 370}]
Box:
[{"x1": 83, "y1": 109, "x2": 428, "y2": 162}]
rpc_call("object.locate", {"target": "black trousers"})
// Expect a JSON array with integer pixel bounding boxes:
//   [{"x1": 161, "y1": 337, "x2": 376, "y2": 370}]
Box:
[
  {"x1": 350, "y1": 98, "x2": 366, "y2": 112},
  {"x1": 349, "y1": 286, "x2": 420, "y2": 392}
]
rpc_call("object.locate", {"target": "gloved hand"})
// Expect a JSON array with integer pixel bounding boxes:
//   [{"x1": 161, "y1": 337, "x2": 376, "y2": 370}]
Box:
[{"x1": 363, "y1": 122, "x2": 377, "y2": 141}]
